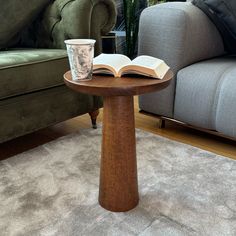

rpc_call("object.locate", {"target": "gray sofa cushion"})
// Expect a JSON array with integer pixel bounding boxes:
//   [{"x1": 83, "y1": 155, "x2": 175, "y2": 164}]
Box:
[
  {"x1": 174, "y1": 56, "x2": 236, "y2": 131},
  {"x1": 0, "y1": 49, "x2": 69, "y2": 100},
  {"x1": 0, "y1": 0, "x2": 50, "y2": 49},
  {"x1": 215, "y1": 67, "x2": 236, "y2": 138}
]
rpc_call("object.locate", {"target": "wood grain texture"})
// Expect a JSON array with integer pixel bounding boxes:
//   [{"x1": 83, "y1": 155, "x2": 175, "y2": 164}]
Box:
[
  {"x1": 89, "y1": 110, "x2": 99, "y2": 120},
  {"x1": 140, "y1": 110, "x2": 236, "y2": 141},
  {"x1": 64, "y1": 70, "x2": 173, "y2": 96},
  {"x1": 99, "y1": 96, "x2": 139, "y2": 212},
  {"x1": 63, "y1": 71, "x2": 173, "y2": 211},
  {"x1": 89, "y1": 109, "x2": 99, "y2": 129},
  {"x1": 1, "y1": 97, "x2": 235, "y2": 161}
]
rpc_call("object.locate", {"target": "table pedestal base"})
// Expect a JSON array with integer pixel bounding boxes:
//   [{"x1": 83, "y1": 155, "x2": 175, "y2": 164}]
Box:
[{"x1": 99, "y1": 96, "x2": 139, "y2": 212}]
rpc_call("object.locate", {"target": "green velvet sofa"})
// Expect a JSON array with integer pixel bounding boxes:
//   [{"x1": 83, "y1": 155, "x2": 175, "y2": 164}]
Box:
[{"x1": 0, "y1": 0, "x2": 116, "y2": 143}]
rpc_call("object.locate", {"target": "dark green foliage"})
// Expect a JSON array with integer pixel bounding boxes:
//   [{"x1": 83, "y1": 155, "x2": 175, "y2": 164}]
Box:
[
  {"x1": 123, "y1": 0, "x2": 147, "y2": 58},
  {"x1": 116, "y1": 0, "x2": 185, "y2": 58}
]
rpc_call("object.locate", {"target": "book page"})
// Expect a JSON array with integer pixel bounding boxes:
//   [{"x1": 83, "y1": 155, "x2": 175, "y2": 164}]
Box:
[
  {"x1": 130, "y1": 55, "x2": 164, "y2": 69},
  {"x1": 119, "y1": 55, "x2": 169, "y2": 79},
  {"x1": 93, "y1": 54, "x2": 131, "y2": 76}
]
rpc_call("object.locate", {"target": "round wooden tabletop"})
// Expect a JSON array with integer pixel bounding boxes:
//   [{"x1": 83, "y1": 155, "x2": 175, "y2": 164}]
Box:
[{"x1": 64, "y1": 70, "x2": 173, "y2": 97}]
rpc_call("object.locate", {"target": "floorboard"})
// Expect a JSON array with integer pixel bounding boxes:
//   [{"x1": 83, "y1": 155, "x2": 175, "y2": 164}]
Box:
[{"x1": 0, "y1": 97, "x2": 235, "y2": 160}]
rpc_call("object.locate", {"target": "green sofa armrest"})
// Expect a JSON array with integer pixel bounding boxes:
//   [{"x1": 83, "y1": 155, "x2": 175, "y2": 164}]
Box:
[{"x1": 29, "y1": 0, "x2": 116, "y2": 55}]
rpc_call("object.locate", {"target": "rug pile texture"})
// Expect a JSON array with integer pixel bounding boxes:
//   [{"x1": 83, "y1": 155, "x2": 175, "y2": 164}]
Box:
[{"x1": 0, "y1": 127, "x2": 236, "y2": 236}]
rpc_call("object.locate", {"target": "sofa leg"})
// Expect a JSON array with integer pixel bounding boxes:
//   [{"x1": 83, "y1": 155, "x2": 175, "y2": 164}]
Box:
[
  {"x1": 89, "y1": 109, "x2": 99, "y2": 129},
  {"x1": 158, "y1": 118, "x2": 165, "y2": 129}
]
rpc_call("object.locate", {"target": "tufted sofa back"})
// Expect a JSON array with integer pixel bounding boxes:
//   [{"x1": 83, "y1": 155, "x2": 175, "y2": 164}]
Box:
[
  {"x1": 0, "y1": 0, "x2": 51, "y2": 49},
  {"x1": 18, "y1": 0, "x2": 116, "y2": 55}
]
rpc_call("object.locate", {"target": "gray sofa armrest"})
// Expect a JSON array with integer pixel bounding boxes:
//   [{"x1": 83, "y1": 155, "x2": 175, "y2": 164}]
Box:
[
  {"x1": 138, "y1": 2, "x2": 225, "y2": 118},
  {"x1": 138, "y1": 2, "x2": 225, "y2": 73}
]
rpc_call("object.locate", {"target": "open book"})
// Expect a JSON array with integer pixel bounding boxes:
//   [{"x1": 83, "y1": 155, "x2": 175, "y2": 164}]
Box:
[{"x1": 93, "y1": 54, "x2": 169, "y2": 79}]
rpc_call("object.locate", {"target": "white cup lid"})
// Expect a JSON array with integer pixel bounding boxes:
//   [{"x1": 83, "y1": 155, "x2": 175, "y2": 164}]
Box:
[{"x1": 64, "y1": 39, "x2": 96, "y2": 45}]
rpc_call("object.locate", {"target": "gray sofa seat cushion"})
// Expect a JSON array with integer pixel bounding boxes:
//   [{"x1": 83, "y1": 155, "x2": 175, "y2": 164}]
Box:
[
  {"x1": 174, "y1": 56, "x2": 236, "y2": 131},
  {"x1": 215, "y1": 67, "x2": 236, "y2": 138},
  {"x1": 0, "y1": 49, "x2": 69, "y2": 100}
]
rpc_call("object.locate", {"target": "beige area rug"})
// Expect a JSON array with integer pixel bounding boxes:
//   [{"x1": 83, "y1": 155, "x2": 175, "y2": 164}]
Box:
[{"x1": 0, "y1": 127, "x2": 236, "y2": 236}]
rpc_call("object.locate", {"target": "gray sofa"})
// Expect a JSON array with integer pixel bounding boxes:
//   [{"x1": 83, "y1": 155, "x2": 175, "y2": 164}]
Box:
[{"x1": 138, "y1": 1, "x2": 236, "y2": 140}]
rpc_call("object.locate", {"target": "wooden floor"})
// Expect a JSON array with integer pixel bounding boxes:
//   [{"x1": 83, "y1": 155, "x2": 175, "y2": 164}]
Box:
[{"x1": 1, "y1": 97, "x2": 236, "y2": 160}]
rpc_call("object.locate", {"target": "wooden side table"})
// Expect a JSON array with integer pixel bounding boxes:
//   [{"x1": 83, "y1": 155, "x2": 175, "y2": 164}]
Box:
[{"x1": 64, "y1": 71, "x2": 173, "y2": 212}]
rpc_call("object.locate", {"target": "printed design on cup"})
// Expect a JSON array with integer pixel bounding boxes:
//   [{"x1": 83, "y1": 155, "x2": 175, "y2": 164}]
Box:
[
  {"x1": 67, "y1": 44, "x2": 94, "y2": 81},
  {"x1": 77, "y1": 46, "x2": 93, "y2": 75}
]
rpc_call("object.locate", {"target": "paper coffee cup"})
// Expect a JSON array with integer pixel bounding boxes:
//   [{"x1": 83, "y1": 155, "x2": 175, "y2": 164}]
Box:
[{"x1": 64, "y1": 39, "x2": 96, "y2": 81}]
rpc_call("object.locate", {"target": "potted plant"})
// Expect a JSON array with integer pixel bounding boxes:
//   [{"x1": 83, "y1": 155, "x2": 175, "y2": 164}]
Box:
[
  {"x1": 114, "y1": 0, "x2": 147, "y2": 58},
  {"x1": 115, "y1": 0, "x2": 181, "y2": 58},
  {"x1": 148, "y1": 0, "x2": 165, "y2": 6},
  {"x1": 123, "y1": 0, "x2": 147, "y2": 58}
]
